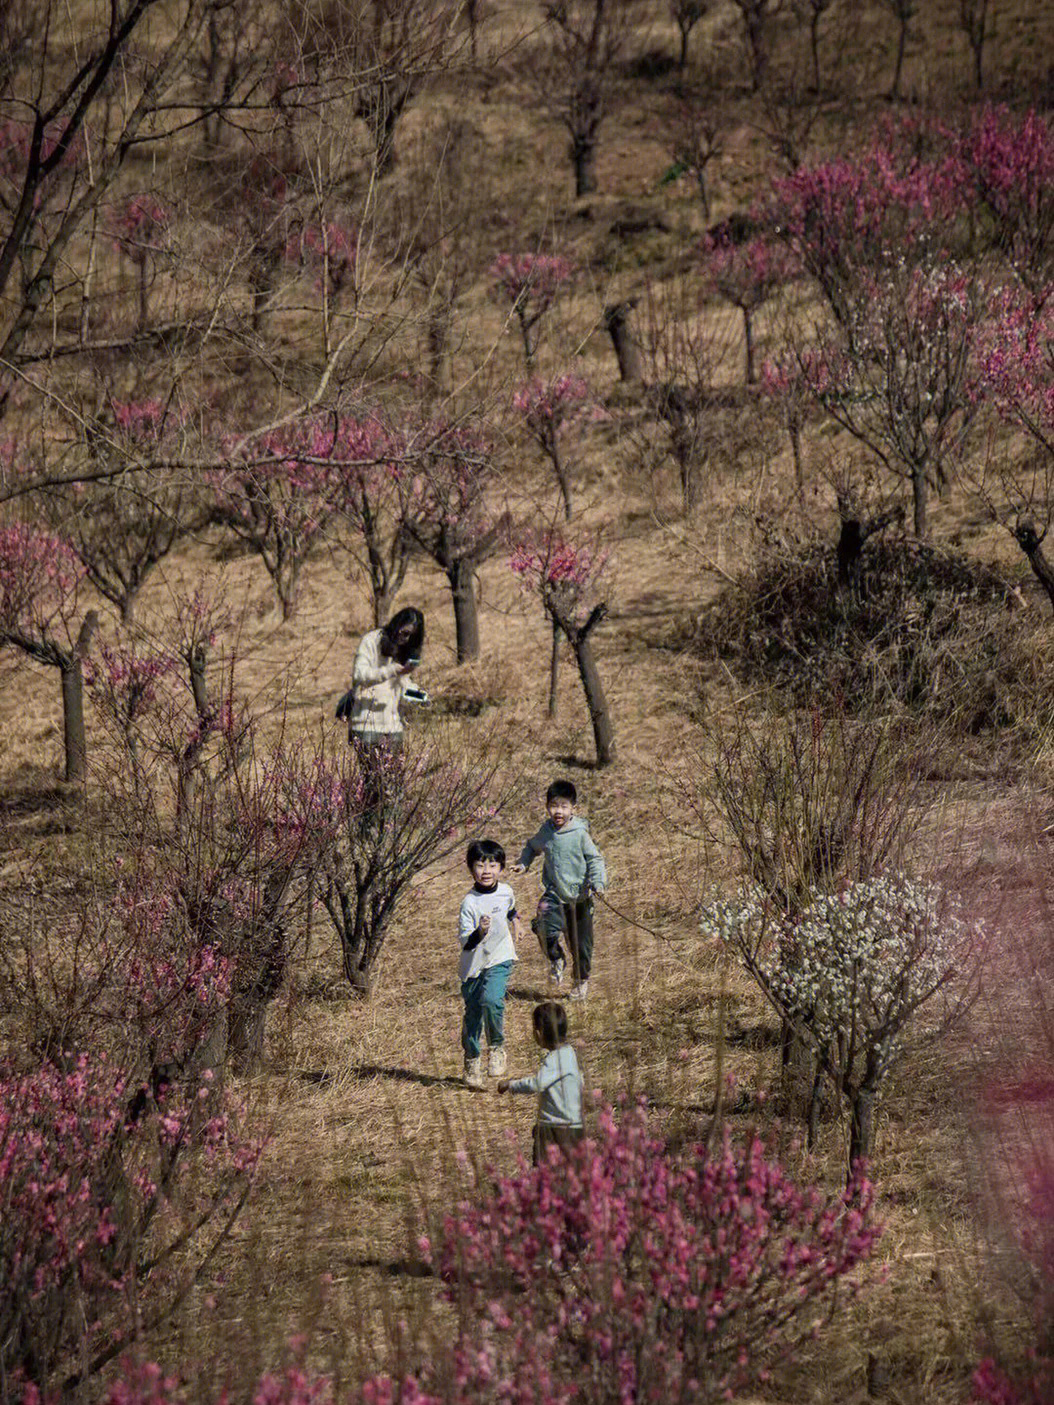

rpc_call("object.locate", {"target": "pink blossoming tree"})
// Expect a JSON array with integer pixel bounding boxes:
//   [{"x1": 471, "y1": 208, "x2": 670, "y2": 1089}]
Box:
[
  {"x1": 211, "y1": 415, "x2": 341, "y2": 620},
  {"x1": 966, "y1": 283, "x2": 1054, "y2": 608},
  {"x1": 314, "y1": 733, "x2": 506, "y2": 996},
  {"x1": 511, "y1": 532, "x2": 616, "y2": 766},
  {"x1": 109, "y1": 193, "x2": 171, "y2": 330},
  {"x1": 702, "y1": 231, "x2": 797, "y2": 385},
  {"x1": 489, "y1": 253, "x2": 575, "y2": 368},
  {"x1": 0, "y1": 523, "x2": 96, "y2": 780},
  {"x1": 33, "y1": 395, "x2": 200, "y2": 624},
  {"x1": 797, "y1": 264, "x2": 982, "y2": 536},
  {"x1": 953, "y1": 106, "x2": 1054, "y2": 294},
  {"x1": 512, "y1": 374, "x2": 593, "y2": 520},
  {"x1": 428, "y1": 1104, "x2": 878, "y2": 1403},
  {"x1": 400, "y1": 420, "x2": 507, "y2": 663}
]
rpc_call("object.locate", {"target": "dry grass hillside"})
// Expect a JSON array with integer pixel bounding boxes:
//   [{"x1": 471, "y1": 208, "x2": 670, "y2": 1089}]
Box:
[{"x1": 1, "y1": 0, "x2": 1052, "y2": 1402}]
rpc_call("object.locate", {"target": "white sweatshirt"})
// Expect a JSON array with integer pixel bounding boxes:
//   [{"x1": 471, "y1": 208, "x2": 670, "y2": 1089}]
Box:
[
  {"x1": 457, "y1": 882, "x2": 519, "y2": 981},
  {"x1": 350, "y1": 629, "x2": 407, "y2": 737}
]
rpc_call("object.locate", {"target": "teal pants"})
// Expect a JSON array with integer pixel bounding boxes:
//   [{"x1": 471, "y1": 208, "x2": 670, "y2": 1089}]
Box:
[{"x1": 460, "y1": 960, "x2": 514, "y2": 1058}]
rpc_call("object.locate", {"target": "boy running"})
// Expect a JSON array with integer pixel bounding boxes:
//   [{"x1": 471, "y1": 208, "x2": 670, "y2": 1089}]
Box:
[{"x1": 513, "y1": 779, "x2": 606, "y2": 1002}]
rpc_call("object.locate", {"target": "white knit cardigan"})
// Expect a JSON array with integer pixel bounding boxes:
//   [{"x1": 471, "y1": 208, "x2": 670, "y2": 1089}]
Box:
[{"x1": 349, "y1": 629, "x2": 407, "y2": 737}]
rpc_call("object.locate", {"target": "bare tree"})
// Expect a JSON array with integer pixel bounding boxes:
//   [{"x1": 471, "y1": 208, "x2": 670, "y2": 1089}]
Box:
[
  {"x1": 527, "y1": 0, "x2": 630, "y2": 199},
  {"x1": 318, "y1": 731, "x2": 507, "y2": 994},
  {"x1": 792, "y1": 0, "x2": 838, "y2": 91},
  {"x1": 664, "y1": 89, "x2": 724, "y2": 217},
  {"x1": 957, "y1": 0, "x2": 989, "y2": 90},
  {"x1": 0, "y1": 0, "x2": 213, "y2": 377},
  {"x1": 730, "y1": 0, "x2": 782, "y2": 91},
  {"x1": 290, "y1": 0, "x2": 466, "y2": 174},
  {"x1": 670, "y1": 0, "x2": 708, "y2": 70},
  {"x1": 637, "y1": 273, "x2": 737, "y2": 511},
  {"x1": 392, "y1": 118, "x2": 489, "y2": 397},
  {"x1": 879, "y1": 0, "x2": 917, "y2": 100}
]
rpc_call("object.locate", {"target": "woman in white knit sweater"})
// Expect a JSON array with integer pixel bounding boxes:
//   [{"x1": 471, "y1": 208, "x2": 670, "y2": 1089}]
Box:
[{"x1": 337, "y1": 608, "x2": 425, "y2": 810}]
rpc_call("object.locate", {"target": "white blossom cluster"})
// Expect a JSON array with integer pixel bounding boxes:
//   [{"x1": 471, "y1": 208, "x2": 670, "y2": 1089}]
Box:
[{"x1": 699, "y1": 875, "x2": 981, "y2": 1085}]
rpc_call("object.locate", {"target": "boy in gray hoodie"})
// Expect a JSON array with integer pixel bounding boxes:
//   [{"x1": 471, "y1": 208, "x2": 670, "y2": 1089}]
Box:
[{"x1": 513, "y1": 779, "x2": 607, "y2": 1001}]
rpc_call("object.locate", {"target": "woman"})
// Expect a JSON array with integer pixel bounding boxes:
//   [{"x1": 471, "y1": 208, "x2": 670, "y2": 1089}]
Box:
[{"x1": 336, "y1": 607, "x2": 425, "y2": 814}]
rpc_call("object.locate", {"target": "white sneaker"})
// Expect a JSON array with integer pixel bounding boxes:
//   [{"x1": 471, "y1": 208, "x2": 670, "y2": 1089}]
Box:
[
  {"x1": 488, "y1": 1045, "x2": 507, "y2": 1077},
  {"x1": 568, "y1": 981, "x2": 589, "y2": 1002},
  {"x1": 550, "y1": 957, "x2": 566, "y2": 987},
  {"x1": 464, "y1": 1056, "x2": 485, "y2": 1088}
]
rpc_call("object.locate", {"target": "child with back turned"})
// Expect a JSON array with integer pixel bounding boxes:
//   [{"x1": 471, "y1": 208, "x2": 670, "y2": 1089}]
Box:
[
  {"x1": 498, "y1": 1001, "x2": 584, "y2": 1165},
  {"x1": 513, "y1": 779, "x2": 607, "y2": 1001}
]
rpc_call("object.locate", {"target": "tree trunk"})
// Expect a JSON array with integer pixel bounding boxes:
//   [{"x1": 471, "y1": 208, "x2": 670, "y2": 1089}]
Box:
[
  {"x1": 548, "y1": 617, "x2": 560, "y2": 719},
  {"x1": 137, "y1": 260, "x2": 149, "y2": 332},
  {"x1": 810, "y1": 10, "x2": 822, "y2": 89},
  {"x1": 571, "y1": 631, "x2": 616, "y2": 767},
  {"x1": 1012, "y1": 522, "x2": 1054, "y2": 613},
  {"x1": 372, "y1": 585, "x2": 394, "y2": 629},
  {"x1": 571, "y1": 133, "x2": 598, "y2": 198},
  {"x1": 849, "y1": 1083, "x2": 877, "y2": 1168},
  {"x1": 448, "y1": 559, "x2": 480, "y2": 663},
  {"x1": 227, "y1": 998, "x2": 268, "y2": 1073},
  {"x1": 790, "y1": 417, "x2": 803, "y2": 497},
  {"x1": 188, "y1": 641, "x2": 210, "y2": 716},
  {"x1": 546, "y1": 434, "x2": 574, "y2": 521},
  {"x1": 61, "y1": 661, "x2": 87, "y2": 783},
  {"x1": 61, "y1": 611, "x2": 98, "y2": 783},
  {"x1": 742, "y1": 305, "x2": 756, "y2": 385},
  {"x1": 911, "y1": 463, "x2": 928, "y2": 537},
  {"x1": 678, "y1": 23, "x2": 690, "y2": 70},
  {"x1": 891, "y1": 17, "x2": 908, "y2": 99},
  {"x1": 837, "y1": 517, "x2": 864, "y2": 588},
  {"x1": 602, "y1": 301, "x2": 643, "y2": 385},
  {"x1": 807, "y1": 1057, "x2": 826, "y2": 1149},
  {"x1": 696, "y1": 166, "x2": 711, "y2": 218}
]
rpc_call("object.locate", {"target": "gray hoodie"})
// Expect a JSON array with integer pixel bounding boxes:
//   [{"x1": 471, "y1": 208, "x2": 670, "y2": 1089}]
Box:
[{"x1": 518, "y1": 816, "x2": 607, "y2": 904}]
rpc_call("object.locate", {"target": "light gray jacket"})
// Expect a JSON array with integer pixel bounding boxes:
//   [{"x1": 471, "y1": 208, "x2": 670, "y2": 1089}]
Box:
[{"x1": 518, "y1": 816, "x2": 606, "y2": 904}]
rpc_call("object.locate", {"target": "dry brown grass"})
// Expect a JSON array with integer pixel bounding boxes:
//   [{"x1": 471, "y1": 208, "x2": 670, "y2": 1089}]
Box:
[{"x1": 2, "y1": 0, "x2": 1052, "y2": 1398}]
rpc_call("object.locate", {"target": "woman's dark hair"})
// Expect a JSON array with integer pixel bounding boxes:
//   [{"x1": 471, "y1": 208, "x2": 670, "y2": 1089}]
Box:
[
  {"x1": 467, "y1": 838, "x2": 505, "y2": 870},
  {"x1": 546, "y1": 779, "x2": 577, "y2": 805},
  {"x1": 533, "y1": 1001, "x2": 568, "y2": 1049},
  {"x1": 382, "y1": 607, "x2": 425, "y2": 663}
]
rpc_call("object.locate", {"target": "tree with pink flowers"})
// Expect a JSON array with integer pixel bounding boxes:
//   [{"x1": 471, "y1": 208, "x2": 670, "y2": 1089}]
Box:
[
  {"x1": 490, "y1": 253, "x2": 575, "y2": 368},
  {"x1": 329, "y1": 414, "x2": 411, "y2": 627},
  {"x1": 953, "y1": 106, "x2": 1054, "y2": 294},
  {"x1": 315, "y1": 731, "x2": 505, "y2": 996},
  {"x1": 511, "y1": 532, "x2": 616, "y2": 766},
  {"x1": 702, "y1": 231, "x2": 796, "y2": 385},
  {"x1": 210, "y1": 415, "x2": 341, "y2": 620},
  {"x1": 430, "y1": 1103, "x2": 877, "y2": 1403},
  {"x1": 109, "y1": 193, "x2": 170, "y2": 330},
  {"x1": 0, "y1": 523, "x2": 96, "y2": 781},
  {"x1": 33, "y1": 395, "x2": 201, "y2": 624},
  {"x1": 966, "y1": 283, "x2": 1054, "y2": 609},
  {"x1": 773, "y1": 137, "x2": 959, "y2": 328},
  {"x1": 0, "y1": 1053, "x2": 260, "y2": 1400},
  {"x1": 513, "y1": 374, "x2": 593, "y2": 520},
  {"x1": 797, "y1": 263, "x2": 980, "y2": 537},
  {"x1": 400, "y1": 420, "x2": 507, "y2": 663}
]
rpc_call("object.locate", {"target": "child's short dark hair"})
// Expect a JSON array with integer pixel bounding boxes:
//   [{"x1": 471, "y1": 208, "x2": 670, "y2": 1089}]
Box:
[
  {"x1": 546, "y1": 779, "x2": 577, "y2": 805},
  {"x1": 533, "y1": 1001, "x2": 568, "y2": 1049},
  {"x1": 467, "y1": 838, "x2": 505, "y2": 869}
]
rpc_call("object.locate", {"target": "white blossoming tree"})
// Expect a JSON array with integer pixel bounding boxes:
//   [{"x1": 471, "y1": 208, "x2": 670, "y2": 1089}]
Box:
[{"x1": 700, "y1": 875, "x2": 984, "y2": 1169}]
